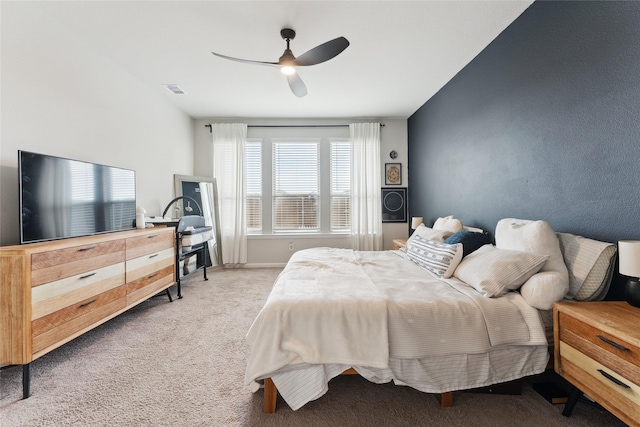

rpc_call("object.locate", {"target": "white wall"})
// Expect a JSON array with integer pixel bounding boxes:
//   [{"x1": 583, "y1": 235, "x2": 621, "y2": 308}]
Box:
[
  {"x1": 193, "y1": 118, "x2": 409, "y2": 266},
  {"x1": 0, "y1": 3, "x2": 194, "y2": 245}
]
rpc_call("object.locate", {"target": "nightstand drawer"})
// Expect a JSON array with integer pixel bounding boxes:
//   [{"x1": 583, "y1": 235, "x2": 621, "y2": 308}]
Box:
[
  {"x1": 560, "y1": 341, "x2": 640, "y2": 419},
  {"x1": 558, "y1": 311, "x2": 640, "y2": 385},
  {"x1": 554, "y1": 301, "x2": 640, "y2": 426}
]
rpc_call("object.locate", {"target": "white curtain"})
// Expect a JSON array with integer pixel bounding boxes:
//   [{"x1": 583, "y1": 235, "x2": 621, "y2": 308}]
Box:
[
  {"x1": 211, "y1": 123, "x2": 248, "y2": 266},
  {"x1": 350, "y1": 123, "x2": 383, "y2": 251}
]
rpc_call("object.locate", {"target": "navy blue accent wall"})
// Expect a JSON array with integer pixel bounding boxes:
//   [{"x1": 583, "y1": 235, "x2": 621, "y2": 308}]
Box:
[{"x1": 408, "y1": 1, "x2": 640, "y2": 300}]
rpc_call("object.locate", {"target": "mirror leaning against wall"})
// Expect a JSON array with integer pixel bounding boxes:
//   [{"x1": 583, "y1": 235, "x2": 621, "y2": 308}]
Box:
[{"x1": 173, "y1": 174, "x2": 223, "y2": 267}]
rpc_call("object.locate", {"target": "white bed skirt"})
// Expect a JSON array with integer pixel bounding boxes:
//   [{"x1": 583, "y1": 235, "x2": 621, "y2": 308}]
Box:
[{"x1": 265, "y1": 345, "x2": 549, "y2": 410}]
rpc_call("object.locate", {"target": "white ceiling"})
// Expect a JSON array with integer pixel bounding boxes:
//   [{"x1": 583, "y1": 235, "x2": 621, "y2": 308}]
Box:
[{"x1": 12, "y1": 1, "x2": 533, "y2": 119}]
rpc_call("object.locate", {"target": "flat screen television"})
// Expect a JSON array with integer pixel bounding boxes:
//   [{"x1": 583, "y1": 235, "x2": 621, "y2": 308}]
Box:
[{"x1": 19, "y1": 150, "x2": 136, "y2": 244}]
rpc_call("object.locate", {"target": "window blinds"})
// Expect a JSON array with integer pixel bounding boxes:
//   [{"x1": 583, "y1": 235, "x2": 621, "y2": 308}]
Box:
[
  {"x1": 330, "y1": 140, "x2": 351, "y2": 232},
  {"x1": 272, "y1": 141, "x2": 319, "y2": 232},
  {"x1": 245, "y1": 141, "x2": 262, "y2": 233}
]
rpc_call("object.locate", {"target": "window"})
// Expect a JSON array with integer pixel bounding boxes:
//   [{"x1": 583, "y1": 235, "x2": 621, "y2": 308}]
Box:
[
  {"x1": 330, "y1": 140, "x2": 351, "y2": 231},
  {"x1": 245, "y1": 136, "x2": 351, "y2": 235},
  {"x1": 272, "y1": 140, "x2": 319, "y2": 232},
  {"x1": 245, "y1": 141, "x2": 262, "y2": 233}
]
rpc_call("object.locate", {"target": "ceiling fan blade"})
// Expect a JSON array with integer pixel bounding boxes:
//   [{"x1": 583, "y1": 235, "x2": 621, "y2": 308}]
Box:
[
  {"x1": 286, "y1": 73, "x2": 307, "y2": 97},
  {"x1": 292, "y1": 36, "x2": 350, "y2": 66},
  {"x1": 212, "y1": 52, "x2": 278, "y2": 67}
]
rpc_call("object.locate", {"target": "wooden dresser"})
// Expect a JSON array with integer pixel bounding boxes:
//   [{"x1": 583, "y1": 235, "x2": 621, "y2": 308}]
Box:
[
  {"x1": 554, "y1": 301, "x2": 640, "y2": 426},
  {"x1": 0, "y1": 227, "x2": 176, "y2": 398}
]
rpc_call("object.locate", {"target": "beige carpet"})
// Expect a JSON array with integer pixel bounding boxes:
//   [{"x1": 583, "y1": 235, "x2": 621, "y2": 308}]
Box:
[{"x1": 0, "y1": 267, "x2": 625, "y2": 426}]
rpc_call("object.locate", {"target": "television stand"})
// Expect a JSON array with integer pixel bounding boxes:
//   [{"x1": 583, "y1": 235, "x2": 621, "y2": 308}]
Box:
[{"x1": 0, "y1": 227, "x2": 176, "y2": 398}]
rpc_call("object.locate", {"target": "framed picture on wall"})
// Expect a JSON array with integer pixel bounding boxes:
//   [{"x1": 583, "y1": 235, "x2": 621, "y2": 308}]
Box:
[
  {"x1": 381, "y1": 187, "x2": 407, "y2": 223},
  {"x1": 385, "y1": 163, "x2": 402, "y2": 185}
]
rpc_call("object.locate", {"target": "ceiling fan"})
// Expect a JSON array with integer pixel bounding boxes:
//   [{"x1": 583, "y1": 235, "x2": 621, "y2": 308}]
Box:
[{"x1": 212, "y1": 28, "x2": 349, "y2": 98}]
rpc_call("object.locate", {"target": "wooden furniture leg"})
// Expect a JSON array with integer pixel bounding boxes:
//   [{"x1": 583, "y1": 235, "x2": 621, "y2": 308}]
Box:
[
  {"x1": 264, "y1": 378, "x2": 277, "y2": 414},
  {"x1": 438, "y1": 391, "x2": 453, "y2": 407}
]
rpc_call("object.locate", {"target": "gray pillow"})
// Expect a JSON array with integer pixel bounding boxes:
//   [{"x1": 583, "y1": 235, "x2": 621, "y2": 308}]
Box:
[{"x1": 557, "y1": 233, "x2": 617, "y2": 301}]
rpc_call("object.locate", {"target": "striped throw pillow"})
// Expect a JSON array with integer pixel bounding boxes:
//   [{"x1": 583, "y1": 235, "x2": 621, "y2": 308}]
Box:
[{"x1": 406, "y1": 235, "x2": 463, "y2": 278}]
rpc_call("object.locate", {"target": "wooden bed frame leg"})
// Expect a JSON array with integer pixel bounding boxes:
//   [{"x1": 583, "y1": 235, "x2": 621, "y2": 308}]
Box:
[
  {"x1": 264, "y1": 378, "x2": 277, "y2": 413},
  {"x1": 438, "y1": 391, "x2": 453, "y2": 407}
]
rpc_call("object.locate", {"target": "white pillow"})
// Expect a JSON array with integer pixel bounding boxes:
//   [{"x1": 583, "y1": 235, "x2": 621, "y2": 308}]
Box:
[
  {"x1": 433, "y1": 215, "x2": 463, "y2": 233},
  {"x1": 454, "y1": 244, "x2": 549, "y2": 297},
  {"x1": 405, "y1": 223, "x2": 453, "y2": 250},
  {"x1": 495, "y1": 218, "x2": 569, "y2": 309},
  {"x1": 406, "y1": 235, "x2": 463, "y2": 278},
  {"x1": 518, "y1": 272, "x2": 569, "y2": 310}
]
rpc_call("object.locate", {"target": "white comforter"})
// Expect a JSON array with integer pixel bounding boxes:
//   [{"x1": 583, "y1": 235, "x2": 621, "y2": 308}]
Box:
[
  {"x1": 245, "y1": 248, "x2": 548, "y2": 409},
  {"x1": 245, "y1": 248, "x2": 390, "y2": 382}
]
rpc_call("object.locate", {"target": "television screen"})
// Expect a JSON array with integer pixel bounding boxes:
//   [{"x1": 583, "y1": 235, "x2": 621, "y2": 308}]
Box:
[{"x1": 19, "y1": 151, "x2": 136, "y2": 244}]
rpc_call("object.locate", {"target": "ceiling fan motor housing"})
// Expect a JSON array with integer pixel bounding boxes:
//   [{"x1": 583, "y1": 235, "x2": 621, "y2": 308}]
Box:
[
  {"x1": 279, "y1": 49, "x2": 296, "y2": 64},
  {"x1": 280, "y1": 28, "x2": 296, "y2": 40}
]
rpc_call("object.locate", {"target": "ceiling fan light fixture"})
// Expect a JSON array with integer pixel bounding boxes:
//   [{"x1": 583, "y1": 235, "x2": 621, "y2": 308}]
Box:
[
  {"x1": 280, "y1": 66, "x2": 296, "y2": 75},
  {"x1": 211, "y1": 28, "x2": 349, "y2": 97}
]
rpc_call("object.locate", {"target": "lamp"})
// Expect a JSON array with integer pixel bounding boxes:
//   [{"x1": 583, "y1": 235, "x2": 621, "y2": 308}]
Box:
[
  {"x1": 410, "y1": 217, "x2": 423, "y2": 236},
  {"x1": 135, "y1": 206, "x2": 146, "y2": 229},
  {"x1": 617, "y1": 240, "x2": 640, "y2": 308},
  {"x1": 162, "y1": 196, "x2": 202, "y2": 218}
]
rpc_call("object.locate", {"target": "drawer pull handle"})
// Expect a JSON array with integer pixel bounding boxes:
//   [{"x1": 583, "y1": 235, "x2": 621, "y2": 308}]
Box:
[
  {"x1": 79, "y1": 272, "x2": 97, "y2": 280},
  {"x1": 149, "y1": 254, "x2": 159, "y2": 259},
  {"x1": 147, "y1": 235, "x2": 158, "y2": 239},
  {"x1": 148, "y1": 273, "x2": 158, "y2": 279},
  {"x1": 597, "y1": 369, "x2": 631, "y2": 389},
  {"x1": 597, "y1": 335, "x2": 630, "y2": 351},
  {"x1": 79, "y1": 299, "x2": 97, "y2": 308},
  {"x1": 78, "y1": 246, "x2": 96, "y2": 252}
]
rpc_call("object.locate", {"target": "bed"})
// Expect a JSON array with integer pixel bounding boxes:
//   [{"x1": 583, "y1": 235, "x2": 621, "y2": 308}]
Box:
[{"x1": 245, "y1": 218, "x2": 617, "y2": 413}]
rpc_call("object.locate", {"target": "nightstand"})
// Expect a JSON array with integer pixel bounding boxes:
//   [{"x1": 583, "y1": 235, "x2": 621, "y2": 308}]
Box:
[
  {"x1": 553, "y1": 301, "x2": 640, "y2": 426},
  {"x1": 392, "y1": 239, "x2": 407, "y2": 250}
]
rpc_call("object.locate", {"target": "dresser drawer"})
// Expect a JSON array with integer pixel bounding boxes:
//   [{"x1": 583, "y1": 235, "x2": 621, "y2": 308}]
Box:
[
  {"x1": 126, "y1": 231, "x2": 174, "y2": 260},
  {"x1": 32, "y1": 262, "x2": 126, "y2": 319},
  {"x1": 126, "y1": 247, "x2": 175, "y2": 282},
  {"x1": 31, "y1": 285, "x2": 127, "y2": 354},
  {"x1": 558, "y1": 312, "x2": 640, "y2": 385},
  {"x1": 126, "y1": 264, "x2": 175, "y2": 305},
  {"x1": 31, "y1": 240, "x2": 126, "y2": 287}
]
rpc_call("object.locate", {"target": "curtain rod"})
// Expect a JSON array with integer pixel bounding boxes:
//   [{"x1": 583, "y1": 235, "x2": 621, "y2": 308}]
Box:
[{"x1": 205, "y1": 123, "x2": 384, "y2": 132}]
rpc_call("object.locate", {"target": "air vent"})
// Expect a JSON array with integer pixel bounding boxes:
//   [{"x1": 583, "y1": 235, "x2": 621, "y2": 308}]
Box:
[{"x1": 162, "y1": 84, "x2": 186, "y2": 95}]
